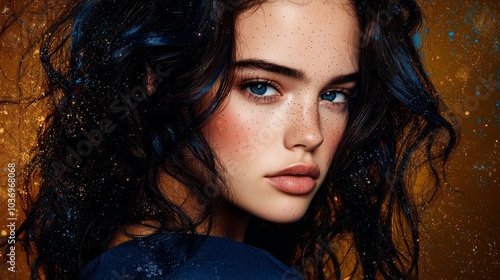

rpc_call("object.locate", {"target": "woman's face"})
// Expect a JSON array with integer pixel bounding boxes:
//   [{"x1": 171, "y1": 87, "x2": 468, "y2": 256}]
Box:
[{"x1": 204, "y1": 0, "x2": 359, "y2": 223}]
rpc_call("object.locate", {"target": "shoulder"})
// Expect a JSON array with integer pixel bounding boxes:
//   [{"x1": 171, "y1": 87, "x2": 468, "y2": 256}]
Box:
[{"x1": 79, "y1": 233, "x2": 304, "y2": 280}]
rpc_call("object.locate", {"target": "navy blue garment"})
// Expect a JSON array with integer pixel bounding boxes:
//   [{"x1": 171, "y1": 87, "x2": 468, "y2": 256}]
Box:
[{"x1": 79, "y1": 233, "x2": 304, "y2": 279}]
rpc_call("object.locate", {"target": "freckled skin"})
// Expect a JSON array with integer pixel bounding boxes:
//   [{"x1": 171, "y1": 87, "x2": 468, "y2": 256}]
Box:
[{"x1": 204, "y1": 0, "x2": 359, "y2": 226}]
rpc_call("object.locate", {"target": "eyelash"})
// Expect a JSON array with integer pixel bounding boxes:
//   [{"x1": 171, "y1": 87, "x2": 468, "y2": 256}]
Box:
[
  {"x1": 238, "y1": 79, "x2": 281, "y2": 104},
  {"x1": 320, "y1": 89, "x2": 351, "y2": 108},
  {"x1": 237, "y1": 78, "x2": 352, "y2": 107}
]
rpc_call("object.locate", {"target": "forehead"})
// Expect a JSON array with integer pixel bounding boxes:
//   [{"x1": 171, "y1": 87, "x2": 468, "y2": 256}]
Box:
[{"x1": 235, "y1": 0, "x2": 360, "y2": 79}]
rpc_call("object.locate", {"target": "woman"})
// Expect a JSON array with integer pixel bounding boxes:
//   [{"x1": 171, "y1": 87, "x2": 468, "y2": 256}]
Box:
[{"x1": 10, "y1": 0, "x2": 458, "y2": 279}]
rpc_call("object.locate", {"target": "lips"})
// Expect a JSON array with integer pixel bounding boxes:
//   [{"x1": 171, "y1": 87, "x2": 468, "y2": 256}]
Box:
[{"x1": 265, "y1": 163, "x2": 320, "y2": 195}]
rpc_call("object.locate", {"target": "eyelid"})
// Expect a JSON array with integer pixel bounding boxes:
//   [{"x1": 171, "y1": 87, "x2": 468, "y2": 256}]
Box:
[
  {"x1": 239, "y1": 78, "x2": 283, "y2": 94},
  {"x1": 327, "y1": 88, "x2": 350, "y2": 95},
  {"x1": 237, "y1": 78, "x2": 283, "y2": 103},
  {"x1": 324, "y1": 82, "x2": 357, "y2": 95},
  {"x1": 235, "y1": 74, "x2": 357, "y2": 105},
  {"x1": 322, "y1": 88, "x2": 352, "y2": 99},
  {"x1": 319, "y1": 88, "x2": 353, "y2": 109}
]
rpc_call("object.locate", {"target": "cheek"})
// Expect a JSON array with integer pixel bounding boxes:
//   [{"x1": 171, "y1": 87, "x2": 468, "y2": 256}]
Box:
[
  {"x1": 205, "y1": 112, "x2": 241, "y2": 154},
  {"x1": 320, "y1": 111, "x2": 348, "y2": 158},
  {"x1": 204, "y1": 105, "x2": 258, "y2": 168},
  {"x1": 205, "y1": 113, "x2": 233, "y2": 148},
  {"x1": 204, "y1": 98, "x2": 282, "y2": 179}
]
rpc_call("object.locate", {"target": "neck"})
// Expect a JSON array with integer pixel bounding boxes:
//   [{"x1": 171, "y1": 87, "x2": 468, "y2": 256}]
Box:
[
  {"x1": 210, "y1": 201, "x2": 250, "y2": 242},
  {"x1": 160, "y1": 172, "x2": 250, "y2": 241},
  {"x1": 109, "y1": 173, "x2": 250, "y2": 248}
]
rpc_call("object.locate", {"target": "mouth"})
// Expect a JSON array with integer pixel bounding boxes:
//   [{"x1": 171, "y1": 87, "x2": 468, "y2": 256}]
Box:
[{"x1": 265, "y1": 163, "x2": 320, "y2": 195}]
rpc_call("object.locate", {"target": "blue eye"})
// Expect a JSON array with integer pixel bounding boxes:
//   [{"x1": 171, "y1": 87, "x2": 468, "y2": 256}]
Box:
[
  {"x1": 320, "y1": 91, "x2": 348, "y2": 103},
  {"x1": 246, "y1": 83, "x2": 278, "y2": 96}
]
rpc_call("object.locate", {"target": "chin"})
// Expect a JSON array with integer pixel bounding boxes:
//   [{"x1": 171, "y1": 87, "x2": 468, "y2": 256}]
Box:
[
  {"x1": 271, "y1": 214, "x2": 306, "y2": 224},
  {"x1": 252, "y1": 204, "x2": 309, "y2": 224}
]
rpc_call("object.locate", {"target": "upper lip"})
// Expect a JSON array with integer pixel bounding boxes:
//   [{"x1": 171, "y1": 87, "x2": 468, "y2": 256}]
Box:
[{"x1": 265, "y1": 163, "x2": 320, "y2": 179}]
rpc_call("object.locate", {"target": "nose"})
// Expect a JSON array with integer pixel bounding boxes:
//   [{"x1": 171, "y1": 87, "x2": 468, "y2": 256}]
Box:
[{"x1": 283, "y1": 98, "x2": 324, "y2": 151}]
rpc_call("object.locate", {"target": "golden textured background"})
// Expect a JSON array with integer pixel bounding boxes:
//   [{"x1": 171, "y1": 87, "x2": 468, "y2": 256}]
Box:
[{"x1": 0, "y1": 0, "x2": 498, "y2": 279}]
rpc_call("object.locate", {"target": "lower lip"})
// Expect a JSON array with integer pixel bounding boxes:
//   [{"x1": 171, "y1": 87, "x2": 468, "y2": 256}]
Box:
[{"x1": 266, "y1": 176, "x2": 316, "y2": 195}]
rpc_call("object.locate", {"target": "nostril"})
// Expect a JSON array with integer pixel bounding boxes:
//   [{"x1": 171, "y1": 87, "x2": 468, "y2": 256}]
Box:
[{"x1": 286, "y1": 117, "x2": 324, "y2": 151}]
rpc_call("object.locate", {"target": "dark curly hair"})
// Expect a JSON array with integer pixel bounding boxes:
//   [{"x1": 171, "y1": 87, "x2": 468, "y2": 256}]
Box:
[{"x1": 1, "y1": 0, "x2": 458, "y2": 279}]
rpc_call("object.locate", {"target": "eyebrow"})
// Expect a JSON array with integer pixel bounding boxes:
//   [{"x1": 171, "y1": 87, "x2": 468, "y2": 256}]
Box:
[{"x1": 234, "y1": 59, "x2": 359, "y2": 85}]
